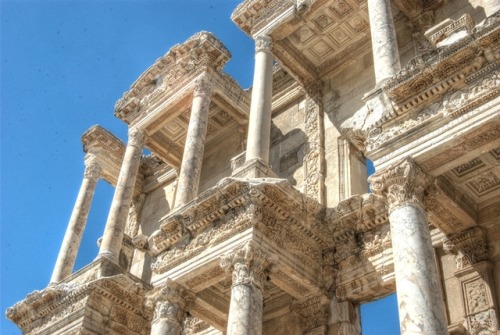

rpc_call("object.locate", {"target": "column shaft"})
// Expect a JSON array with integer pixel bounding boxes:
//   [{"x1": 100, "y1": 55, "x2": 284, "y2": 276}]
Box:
[
  {"x1": 367, "y1": 0, "x2": 401, "y2": 83},
  {"x1": 390, "y1": 203, "x2": 448, "y2": 334},
  {"x1": 175, "y1": 76, "x2": 212, "y2": 207},
  {"x1": 245, "y1": 35, "x2": 274, "y2": 163},
  {"x1": 226, "y1": 263, "x2": 264, "y2": 335},
  {"x1": 369, "y1": 157, "x2": 448, "y2": 334},
  {"x1": 50, "y1": 162, "x2": 100, "y2": 283},
  {"x1": 97, "y1": 129, "x2": 144, "y2": 262}
]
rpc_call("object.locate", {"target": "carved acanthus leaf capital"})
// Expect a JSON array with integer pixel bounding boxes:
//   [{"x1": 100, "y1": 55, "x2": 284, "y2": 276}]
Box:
[
  {"x1": 128, "y1": 128, "x2": 148, "y2": 147},
  {"x1": 255, "y1": 35, "x2": 273, "y2": 53},
  {"x1": 442, "y1": 227, "x2": 490, "y2": 270},
  {"x1": 146, "y1": 279, "x2": 190, "y2": 324},
  {"x1": 220, "y1": 242, "x2": 278, "y2": 289},
  {"x1": 84, "y1": 162, "x2": 101, "y2": 181},
  {"x1": 369, "y1": 156, "x2": 433, "y2": 212}
]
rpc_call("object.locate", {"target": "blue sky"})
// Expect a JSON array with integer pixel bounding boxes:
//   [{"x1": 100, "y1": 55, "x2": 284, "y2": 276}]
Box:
[{"x1": 0, "y1": 1, "x2": 399, "y2": 334}]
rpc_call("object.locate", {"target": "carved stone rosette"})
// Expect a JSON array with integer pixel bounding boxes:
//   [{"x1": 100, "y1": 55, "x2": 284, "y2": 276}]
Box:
[
  {"x1": 369, "y1": 156, "x2": 433, "y2": 213},
  {"x1": 220, "y1": 242, "x2": 277, "y2": 335}
]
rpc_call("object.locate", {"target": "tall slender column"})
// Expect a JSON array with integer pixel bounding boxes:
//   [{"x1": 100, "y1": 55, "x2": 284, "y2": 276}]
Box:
[
  {"x1": 367, "y1": 0, "x2": 401, "y2": 83},
  {"x1": 50, "y1": 160, "x2": 101, "y2": 283},
  {"x1": 369, "y1": 157, "x2": 448, "y2": 335},
  {"x1": 97, "y1": 128, "x2": 145, "y2": 263},
  {"x1": 149, "y1": 281, "x2": 187, "y2": 335},
  {"x1": 175, "y1": 75, "x2": 212, "y2": 207},
  {"x1": 245, "y1": 35, "x2": 274, "y2": 164},
  {"x1": 220, "y1": 243, "x2": 277, "y2": 335}
]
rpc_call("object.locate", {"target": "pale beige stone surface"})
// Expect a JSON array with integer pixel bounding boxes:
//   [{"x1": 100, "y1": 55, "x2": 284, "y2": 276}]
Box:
[{"x1": 7, "y1": 3, "x2": 500, "y2": 335}]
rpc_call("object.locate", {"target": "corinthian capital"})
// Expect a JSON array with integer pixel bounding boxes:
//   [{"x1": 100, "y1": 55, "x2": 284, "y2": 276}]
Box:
[
  {"x1": 220, "y1": 242, "x2": 278, "y2": 289},
  {"x1": 128, "y1": 128, "x2": 148, "y2": 146},
  {"x1": 84, "y1": 162, "x2": 101, "y2": 181},
  {"x1": 369, "y1": 156, "x2": 433, "y2": 212},
  {"x1": 147, "y1": 279, "x2": 189, "y2": 324},
  {"x1": 255, "y1": 35, "x2": 273, "y2": 53}
]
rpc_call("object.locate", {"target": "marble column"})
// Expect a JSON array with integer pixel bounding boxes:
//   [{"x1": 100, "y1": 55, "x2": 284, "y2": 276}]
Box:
[
  {"x1": 367, "y1": 0, "x2": 401, "y2": 83},
  {"x1": 245, "y1": 35, "x2": 274, "y2": 164},
  {"x1": 97, "y1": 128, "x2": 145, "y2": 263},
  {"x1": 220, "y1": 243, "x2": 277, "y2": 335},
  {"x1": 369, "y1": 157, "x2": 448, "y2": 335},
  {"x1": 150, "y1": 281, "x2": 187, "y2": 335},
  {"x1": 50, "y1": 160, "x2": 101, "y2": 284},
  {"x1": 175, "y1": 75, "x2": 212, "y2": 208}
]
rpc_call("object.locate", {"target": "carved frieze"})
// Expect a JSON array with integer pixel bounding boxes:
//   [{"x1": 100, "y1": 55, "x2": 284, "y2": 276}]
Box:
[
  {"x1": 149, "y1": 178, "x2": 326, "y2": 278},
  {"x1": 292, "y1": 294, "x2": 329, "y2": 332},
  {"x1": 7, "y1": 274, "x2": 151, "y2": 335}
]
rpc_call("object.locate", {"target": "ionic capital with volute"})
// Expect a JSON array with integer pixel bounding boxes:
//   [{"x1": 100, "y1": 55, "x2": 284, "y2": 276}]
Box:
[{"x1": 369, "y1": 156, "x2": 434, "y2": 213}]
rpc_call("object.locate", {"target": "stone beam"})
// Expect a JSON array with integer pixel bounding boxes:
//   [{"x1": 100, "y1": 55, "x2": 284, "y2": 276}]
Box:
[
  {"x1": 115, "y1": 32, "x2": 231, "y2": 125},
  {"x1": 81, "y1": 125, "x2": 126, "y2": 187}
]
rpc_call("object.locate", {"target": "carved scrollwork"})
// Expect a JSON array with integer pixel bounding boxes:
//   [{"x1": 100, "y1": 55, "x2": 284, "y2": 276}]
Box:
[
  {"x1": 442, "y1": 227, "x2": 490, "y2": 270},
  {"x1": 292, "y1": 294, "x2": 329, "y2": 332},
  {"x1": 83, "y1": 162, "x2": 101, "y2": 182},
  {"x1": 220, "y1": 242, "x2": 278, "y2": 289},
  {"x1": 255, "y1": 35, "x2": 273, "y2": 53},
  {"x1": 369, "y1": 156, "x2": 434, "y2": 212}
]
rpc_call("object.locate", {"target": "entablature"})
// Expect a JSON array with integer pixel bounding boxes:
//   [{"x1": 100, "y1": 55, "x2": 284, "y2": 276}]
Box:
[
  {"x1": 114, "y1": 32, "x2": 250, "y2": 169},
  {"x1": 81, "y1": 125, "x2": 126, "y2": 187}
]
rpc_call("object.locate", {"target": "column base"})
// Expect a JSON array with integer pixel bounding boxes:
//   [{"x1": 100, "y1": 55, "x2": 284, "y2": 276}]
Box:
[{"x1": 232, "y1": 158, "x2": 278, "y2": 178}]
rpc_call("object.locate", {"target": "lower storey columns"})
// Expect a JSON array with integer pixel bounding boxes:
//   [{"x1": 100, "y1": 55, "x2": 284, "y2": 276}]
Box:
[
  {"x1": 50, "y1": 159, "x2": 101, "y2": 283},
  {"x1": 97, "y1": 128, "x2": 145, "y2": 263},
  {"x1": 220, "y1": 243, "x2": 277, "y2": 335},
  {"x1": 369, "y1": 157, "x2": 448, "y2": 335}
]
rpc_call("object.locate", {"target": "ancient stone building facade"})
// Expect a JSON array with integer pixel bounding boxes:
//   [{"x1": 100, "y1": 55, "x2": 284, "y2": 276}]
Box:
[{"x1": 6, "y1": 0, "x2": 500, "y2": 334}]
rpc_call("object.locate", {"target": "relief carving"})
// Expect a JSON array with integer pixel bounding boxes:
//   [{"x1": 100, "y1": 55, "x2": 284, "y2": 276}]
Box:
[
  {"x1": 443, "y1": 227, "x2": 490, "y2": 270},
  {"x1": 369, "y1": 156, "x2": 433, "y2": 212},
  {"x1": 220, "y1": 241, "x2": 278, "y2": 290}
]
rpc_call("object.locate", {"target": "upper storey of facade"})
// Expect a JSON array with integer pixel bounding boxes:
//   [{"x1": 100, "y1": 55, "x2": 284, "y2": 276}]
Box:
[{"x1": 114, "y1": 31, "x2": 250, "y2": 169}]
